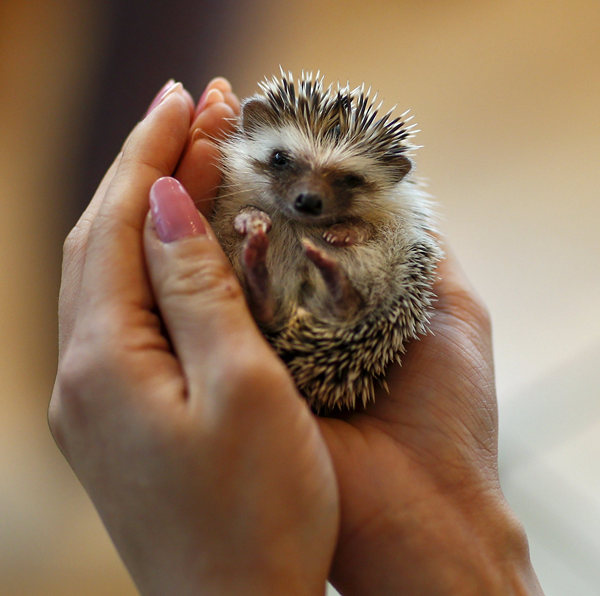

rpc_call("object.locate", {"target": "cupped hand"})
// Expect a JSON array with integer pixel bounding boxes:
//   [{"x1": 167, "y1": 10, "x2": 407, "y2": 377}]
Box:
[
  {"x1": 49, "y1": 81, "x2": 338, "y2": 596},
  {"x1": 319, "y1": 248, "x2": 543, "y2": 594}
]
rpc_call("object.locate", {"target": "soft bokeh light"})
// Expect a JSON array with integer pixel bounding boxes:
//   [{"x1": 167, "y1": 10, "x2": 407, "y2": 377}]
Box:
[{"x1": 1, "y1": 1, "x2": 598, "y2": 593}]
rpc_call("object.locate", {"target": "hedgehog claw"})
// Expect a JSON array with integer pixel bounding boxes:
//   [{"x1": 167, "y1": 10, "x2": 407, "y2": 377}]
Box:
[
  {"x1": 322, "y1": 222, "x2": 371, "y2": 247},
  {"x1": 234, "y1": 206, "x2": 272, "y2": 236},
  {"x1": 302, "y1": 238, "x2": 362, "y2": 317}
]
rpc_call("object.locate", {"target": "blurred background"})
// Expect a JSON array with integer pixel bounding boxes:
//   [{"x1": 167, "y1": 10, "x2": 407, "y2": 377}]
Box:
[{"x1": 1, "y1": 0, "x2": 598, "y2": 594}]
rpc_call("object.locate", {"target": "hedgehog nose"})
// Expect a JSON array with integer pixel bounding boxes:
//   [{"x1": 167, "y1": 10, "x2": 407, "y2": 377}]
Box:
[{"x1": 294, "y1": 192, "x2": 323, "y2": 216}]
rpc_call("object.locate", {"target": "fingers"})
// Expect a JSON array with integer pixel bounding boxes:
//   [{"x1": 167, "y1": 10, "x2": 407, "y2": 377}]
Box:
[
  {"x1": 144, "y1": 177, "x2": 271, "y2": 399},
  {"x1": 68, "y1": 80, "x2": 190, "y2": 264},
  {"x1": 75, "y1": 85, "x2": 194, "y2": 327},
  {"x1": 431, "y1": 239, "x2": 491, "y2": 333},
  {"x1": 176, "y1": 77, "x2": 240, "y2": 216},
  {"x1": 384, "y1": 237, "x2": 494, "y2": 407},
  {"x1": 59, "y1": 76, "x2": 240, "y2": 357},
  {"x1": 58, "y1": 157, "x2": 121, "y2": 350},
  {"x1": 194, "y1": 76, "x2": 241, "y2": 118},
  {"x1": 175, "y1": 101, "x2": 237, "y2": 216},
  {"x1": 59, "y1": 82, "x2": 194, "y2": 351}
]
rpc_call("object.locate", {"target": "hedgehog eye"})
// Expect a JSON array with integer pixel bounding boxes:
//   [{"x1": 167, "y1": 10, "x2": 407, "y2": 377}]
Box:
[
  {"x1": 270, "y1": 150, "x2": 291, "y2": 168},
  {"x1": 342, "y1": 173, "x2": 365, "y2": 188}
]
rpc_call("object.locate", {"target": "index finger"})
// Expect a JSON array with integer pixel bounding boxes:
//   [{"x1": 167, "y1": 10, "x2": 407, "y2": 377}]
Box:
[
  {"x1": 175, "y1": 99, "x2": 239, "y2": 216},
  {"x1": 431, "y1": 238, "x2": 491, "y2": 332},
  {"x1": 79, "y1": 86, "x2": 194, "y2": 316}
]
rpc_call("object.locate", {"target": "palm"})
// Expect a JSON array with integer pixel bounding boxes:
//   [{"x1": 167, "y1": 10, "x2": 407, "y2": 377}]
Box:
[{"x1": 318, "y1": 252, "x2": 500, "y2": 589}]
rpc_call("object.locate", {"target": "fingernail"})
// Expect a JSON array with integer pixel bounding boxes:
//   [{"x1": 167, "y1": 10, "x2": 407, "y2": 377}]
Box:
[
  {"x1": 204, "y1": 88, "x2": 225, "y2": 107},
  {"x1": 195, "y1": 87, "x2": 225, "y2": 117},
  {"x1": 191, "y1": 127, "x2": 205, "y2": 143},
  {"x1": 208, "y1": 77, "x2": 232, "y2": 94},
  {"x1": 145, "y1": 79, "x2": 175, "y2": 117},
  {"x1": 195, "y1": 86, "x2": 210, "y2": 117},
  {"x1": 150, "y1": 177, "x2": 206, "y2": 242}
]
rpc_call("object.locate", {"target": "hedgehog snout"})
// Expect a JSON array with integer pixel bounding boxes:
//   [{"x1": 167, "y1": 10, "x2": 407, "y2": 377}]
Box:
[{"x1": 294, "y1": 192, "x2": 323, "y2": 216}]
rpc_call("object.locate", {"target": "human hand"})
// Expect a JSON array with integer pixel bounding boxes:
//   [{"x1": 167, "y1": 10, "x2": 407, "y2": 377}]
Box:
[
  {"x1": 49, "y1": 80, "x2": 338, "y2": 596},
  {"x1": 319, "y1": 246, "x2": 543, "y2": 594}
]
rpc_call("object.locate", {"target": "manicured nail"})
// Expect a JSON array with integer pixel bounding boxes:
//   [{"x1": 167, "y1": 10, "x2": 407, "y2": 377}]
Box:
[
  {"x1": 145, "y1": 79, "x2": 175, "y2": 117},
  {"x1": 150, "y1": 177, "x2": 206, "y2": 242}
]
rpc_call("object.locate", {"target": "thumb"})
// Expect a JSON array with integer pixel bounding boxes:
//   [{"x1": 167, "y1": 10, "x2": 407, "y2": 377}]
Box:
[{"x1": 144, "y1": 177, "x2": 267, "y2": 390}]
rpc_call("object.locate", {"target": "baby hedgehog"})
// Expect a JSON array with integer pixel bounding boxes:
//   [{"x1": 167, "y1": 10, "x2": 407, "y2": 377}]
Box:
[{"x1": 211, "y1": 71, "x2": 441, "y2": 412}]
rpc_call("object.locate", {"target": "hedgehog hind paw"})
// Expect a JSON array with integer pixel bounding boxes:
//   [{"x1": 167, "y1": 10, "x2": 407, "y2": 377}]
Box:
[{"x1": 301, "y1": 238, "x2": 362, "y2": 318}]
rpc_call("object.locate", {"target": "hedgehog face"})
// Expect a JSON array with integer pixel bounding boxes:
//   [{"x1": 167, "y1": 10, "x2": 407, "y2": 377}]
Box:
[
  {"x1": 243, "y1": 117, "x2": 379, "y2": 222},
  {"x1": 261, "y1": 147, "x2": 368, "y2": 221},
  {"x1": 219, "y1": 72, "x2": 416, "y2": 225},
  {"x1": 224, "y1": 100, "x2": 407, "y2": 224}
]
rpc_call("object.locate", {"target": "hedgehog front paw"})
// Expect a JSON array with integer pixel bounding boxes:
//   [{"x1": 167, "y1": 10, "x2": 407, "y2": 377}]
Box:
[{"x1": 234, "y1": 207, "x2": 272, "y2": 236}]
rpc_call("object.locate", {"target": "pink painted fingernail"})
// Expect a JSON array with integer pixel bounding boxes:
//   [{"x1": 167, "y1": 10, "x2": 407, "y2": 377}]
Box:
[
  {"x1": 149, "y1": 177, "x2": 206, "y2": 242},
  {"x1": 145, "y1": 79, "x2": 175, "y2": 117}
]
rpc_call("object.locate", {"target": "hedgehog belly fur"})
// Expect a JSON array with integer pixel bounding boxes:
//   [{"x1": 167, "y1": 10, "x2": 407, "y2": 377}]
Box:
[{"x1": 268, "y1": 238, "x2": 439, "y2": 412}]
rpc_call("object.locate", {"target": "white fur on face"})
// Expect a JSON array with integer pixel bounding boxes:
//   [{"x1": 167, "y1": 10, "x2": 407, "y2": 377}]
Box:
[
  {"x1": 221, "y1": 121, "x2": 414, "y2": 221},
  {"x1": 229, "y1": 124, "x2": 386, "y2": 180}
]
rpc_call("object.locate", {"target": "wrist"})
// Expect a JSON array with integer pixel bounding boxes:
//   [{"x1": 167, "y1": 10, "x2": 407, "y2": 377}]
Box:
[
  {"x1": 127, "y1": 532, "x2": 330, "y2": 596},
  {"x1": 330, "y1": 488, "x2": 542, "y2": 595},
  {"x1": 134, "y1": 559, "x2": 327, "y2": 596},
  {"x1": 459, "y1": 499, "x2": 543, "y2": 595},
  {"x1": 197, "y1": 568, "x2": 326, "y2": 596}
]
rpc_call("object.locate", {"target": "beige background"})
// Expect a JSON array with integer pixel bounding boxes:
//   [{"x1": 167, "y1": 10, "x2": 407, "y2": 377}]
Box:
[{"x1": 1, "y1": 1, "x2": 598, "y2": 594}]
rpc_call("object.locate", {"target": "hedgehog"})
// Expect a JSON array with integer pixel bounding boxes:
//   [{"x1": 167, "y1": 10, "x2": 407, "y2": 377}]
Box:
[{"x1": 210, "y1": 71, "x2": 441, "y2": 412}]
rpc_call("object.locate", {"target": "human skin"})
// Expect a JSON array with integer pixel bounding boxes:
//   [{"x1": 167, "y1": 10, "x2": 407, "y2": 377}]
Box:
[
  {"x1": 49, "y1": 81, "x2": 338, "y2": 596},
  {"x1": 319, "y1": 253, "x2": 544, "y2": 595},
  {"x1": 49, "y1": 78, "x2": 543, "y2": 595}
]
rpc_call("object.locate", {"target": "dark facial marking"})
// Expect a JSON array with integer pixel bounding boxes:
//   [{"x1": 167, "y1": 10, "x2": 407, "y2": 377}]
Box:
[
  {"x1": 340, "y1": 173, "x2": 366, "y2": 189},
  {"x1": 249, "y1": 156, "x2": 374, "y2": 219},
  {"x1": 249, "y1": 151, "x2": 302, "y2": 179}
]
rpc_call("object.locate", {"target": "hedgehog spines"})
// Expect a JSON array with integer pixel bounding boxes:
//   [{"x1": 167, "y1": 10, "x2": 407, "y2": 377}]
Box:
[
  {"x1": 213, "y1": 70, "x2": 442, "y2": 412},
  {"x1": 254, "y1": 71, "x2": 417, "y2": 163}
]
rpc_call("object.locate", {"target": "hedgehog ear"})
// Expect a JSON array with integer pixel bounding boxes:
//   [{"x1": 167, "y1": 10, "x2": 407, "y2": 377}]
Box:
[
  {"x1": 240, "y1": 97, "x2": 274, "y2": 135},
  {"x1": 387, "y1": 154, "x2": 412, "y2": 183}
]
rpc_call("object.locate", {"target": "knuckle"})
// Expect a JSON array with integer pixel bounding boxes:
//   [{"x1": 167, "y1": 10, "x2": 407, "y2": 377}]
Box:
[
  {"x1": 163, "y1": 249, "x2": 243, "y2": 304},
  {"x1": 49, "y1": 335, "x2": 123, "y2": 454},
  {"x1": 55, "y1": 344, "x2": 97, "y2": 408},
  {"x1": 50, "y1": 349, "x2": 94, "y2": 442},
  {"x1": 464, "y1": 290, "x2": 492, "y2": 331},
  {"x1": 54, "y1": 330, "x2": 123, "y2": 420},
  {"x1": 212, "y1": 345, "x2": 292, "y2": 409},
  {"x1": 223, "y1": 354, "x2": 265, "y2": 390},
  {"x1": 445, "y1": 286, "x2": 492, "y2": 332},
  {"x1": 62, "y1": 226, "x2": 86, "y2": 260},
  {"x1": 476, "y1": 299, "x2": 492, "y2": 331},
  {"x1": 119, "y1": 138, "x2": 171, "y2": 182},
  {"x1": 47, "y1": 393, "x2": 67, "y2": 451}
]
